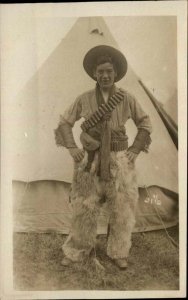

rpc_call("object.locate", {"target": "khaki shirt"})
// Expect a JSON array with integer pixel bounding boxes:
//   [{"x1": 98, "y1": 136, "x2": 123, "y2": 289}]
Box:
[{"x1": 61, "y1": 85, "x2": 152, "y2": 133}]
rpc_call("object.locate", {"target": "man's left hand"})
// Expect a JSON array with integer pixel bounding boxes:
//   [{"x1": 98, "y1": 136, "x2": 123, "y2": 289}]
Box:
[{"x1": 126, "y1": 150, "x2": 138, "y2": 162}]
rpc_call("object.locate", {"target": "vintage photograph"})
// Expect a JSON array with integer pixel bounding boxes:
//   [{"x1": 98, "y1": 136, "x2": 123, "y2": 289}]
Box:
[{"x1": 0, "y1": 1, "x2": 187, "y2": 299}]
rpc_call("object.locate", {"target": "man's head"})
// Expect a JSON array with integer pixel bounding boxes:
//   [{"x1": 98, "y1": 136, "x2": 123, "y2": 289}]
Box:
[
  {"x1": 83, "y1": 45, "x2": 127, "y2": 84},
  {"x1": 93, "y1": 55, "x2": 117, "y2": 90}
]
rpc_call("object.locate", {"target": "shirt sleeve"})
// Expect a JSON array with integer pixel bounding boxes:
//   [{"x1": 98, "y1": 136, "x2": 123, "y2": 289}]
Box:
[
  {"x1": 127, "y1": 92, "x2": 152, "y2": 134},
  {"x1": 60, "y1": 95, "x2": 82, "y2": 127},
  {"x1": 54, "y1": 96, "x2": 82, "y2": 148}
]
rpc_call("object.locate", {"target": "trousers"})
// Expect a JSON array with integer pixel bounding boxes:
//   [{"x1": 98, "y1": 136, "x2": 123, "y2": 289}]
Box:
[{"x1": 62, "y1": 150, "x2": 139, "y2": 261}]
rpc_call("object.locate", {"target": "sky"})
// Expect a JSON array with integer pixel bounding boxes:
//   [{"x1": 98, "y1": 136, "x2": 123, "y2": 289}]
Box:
[{"x1": 1, "y1": 3, "x2": 178, "y2": 104}]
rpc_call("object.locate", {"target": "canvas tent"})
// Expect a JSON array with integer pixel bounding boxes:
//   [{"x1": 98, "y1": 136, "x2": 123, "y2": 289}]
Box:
[
  {"x1": 139, "y1": 80, "x2": 178, "y2": 149},
  {"x1": 163, "y1": 91, "x2": 178, "y2": 125},
  {"x1": 13, "y1": 17, "x2": 178, "y2": 234}
]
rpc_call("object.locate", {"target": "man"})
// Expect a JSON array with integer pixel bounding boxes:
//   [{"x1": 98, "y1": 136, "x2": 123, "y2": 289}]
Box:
[{"x1": 55, "y1": 45, "x2": 152, "y2": 269}]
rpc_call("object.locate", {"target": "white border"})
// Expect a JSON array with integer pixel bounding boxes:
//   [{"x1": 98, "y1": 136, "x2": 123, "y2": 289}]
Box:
[{"x1": 1, "y1": 1, "x2": 187, "y2": 299}]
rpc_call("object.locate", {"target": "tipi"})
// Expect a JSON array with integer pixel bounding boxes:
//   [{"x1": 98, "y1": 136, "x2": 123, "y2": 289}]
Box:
[
  {"x1": 139, "y1": 80, "x2": 178, "y2": 149},
  {"x1": 13, "y1": 17, "x2": 178, "y2": 234},
  {"x1": 164, "y1": 90, "x2": 178, "y2": 125}
]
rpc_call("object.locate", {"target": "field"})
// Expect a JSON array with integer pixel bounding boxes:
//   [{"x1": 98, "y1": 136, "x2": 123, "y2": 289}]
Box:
[{"x1": 13, "y1": 226, "x2": 179, "y2": 291}]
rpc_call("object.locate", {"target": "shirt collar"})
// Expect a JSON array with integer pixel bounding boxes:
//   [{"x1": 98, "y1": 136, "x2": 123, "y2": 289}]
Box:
[{"x1": 95, "y1": 83, "x2": 116, "y2": 106}]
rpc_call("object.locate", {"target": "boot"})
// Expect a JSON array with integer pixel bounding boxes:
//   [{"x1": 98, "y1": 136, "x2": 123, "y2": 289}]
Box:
[
  {"x1": 113, "y1": 258, "x2": 128, "y2": 269},
  {"x1": 61, "y1": 256, "x2": 73, "y2": 267}
]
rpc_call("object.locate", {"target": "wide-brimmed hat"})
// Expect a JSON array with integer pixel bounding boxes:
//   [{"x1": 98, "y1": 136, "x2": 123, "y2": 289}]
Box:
[{"x1": 83, "y1": 45, "x2": 127, "y2": 82}]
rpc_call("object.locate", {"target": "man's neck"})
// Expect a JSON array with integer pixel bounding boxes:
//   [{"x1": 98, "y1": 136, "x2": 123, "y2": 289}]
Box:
[
  {"x1": 96, "y1": 83, "x2": 115, "y2": 103},
  {"x1": 100, "y1": 89, "x2": 109, "y2": 103}
]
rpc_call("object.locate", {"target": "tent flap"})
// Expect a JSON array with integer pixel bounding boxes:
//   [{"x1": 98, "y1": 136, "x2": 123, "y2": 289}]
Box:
[{"x1": 139, "y1": 80, "x2": 178, "y2": 149}]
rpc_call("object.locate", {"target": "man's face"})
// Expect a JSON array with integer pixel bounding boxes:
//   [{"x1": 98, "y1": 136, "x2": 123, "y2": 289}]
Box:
[{"x1": 93, "y1": 62, "x2": 117, "y2": 90}]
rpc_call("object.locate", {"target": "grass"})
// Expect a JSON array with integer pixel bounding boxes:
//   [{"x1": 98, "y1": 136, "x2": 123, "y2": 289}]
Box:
[{"x1": 13, "y1": 226, "x2": 179, "y2": 291}]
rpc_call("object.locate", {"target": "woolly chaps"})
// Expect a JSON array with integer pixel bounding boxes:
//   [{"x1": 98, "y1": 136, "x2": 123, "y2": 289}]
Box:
[{"x1": 62, "y1": 151, "x2": 139, "y2": 261}]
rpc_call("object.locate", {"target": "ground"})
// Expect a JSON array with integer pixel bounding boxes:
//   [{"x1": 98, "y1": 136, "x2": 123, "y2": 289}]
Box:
[{"x1": 13, "y1": 226, "x2": 179, "y2": 291}]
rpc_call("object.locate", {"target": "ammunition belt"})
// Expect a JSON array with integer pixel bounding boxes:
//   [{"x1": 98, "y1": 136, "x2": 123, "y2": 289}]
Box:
[
  {"x1": 81, "y1": 89, "x2": 125, "y2": 132},
  {"x1": 110, "y1": 140, "x2": 128, "y2": 152}
]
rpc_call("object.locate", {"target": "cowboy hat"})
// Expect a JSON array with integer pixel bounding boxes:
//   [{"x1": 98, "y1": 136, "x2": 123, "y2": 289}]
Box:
[{"x1": 83, "y1": 45, "x2": 127, "y2": 82}]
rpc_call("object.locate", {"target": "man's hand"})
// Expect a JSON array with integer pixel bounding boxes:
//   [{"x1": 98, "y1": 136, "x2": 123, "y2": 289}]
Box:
[
  {"x1": 126, "y1": 149, "x2": 138, "y2": 163},
  {"x1": 68, "y1": 147, "x2": 85, "y2": 163}
]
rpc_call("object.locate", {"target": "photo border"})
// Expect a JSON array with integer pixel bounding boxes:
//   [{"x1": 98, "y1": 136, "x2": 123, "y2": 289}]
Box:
[{"x1": 1, "y1": 1, "x2": 187, "y2": 299}]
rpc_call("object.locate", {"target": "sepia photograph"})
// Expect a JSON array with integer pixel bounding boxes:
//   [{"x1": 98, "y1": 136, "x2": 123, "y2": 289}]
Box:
[{"x1": 0, "y1": 1, "x2": 187, "y2": 299}]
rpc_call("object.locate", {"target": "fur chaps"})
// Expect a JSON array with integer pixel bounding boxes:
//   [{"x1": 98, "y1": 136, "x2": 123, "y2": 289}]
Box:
[{"x1": 62, "y1": 150, "x2": 138, "y2": 261}]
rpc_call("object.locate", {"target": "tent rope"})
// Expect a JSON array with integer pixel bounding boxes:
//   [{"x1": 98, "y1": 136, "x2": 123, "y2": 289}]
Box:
[{"x1": 144, "y1": 186, "x2": 179, "y2": 249}]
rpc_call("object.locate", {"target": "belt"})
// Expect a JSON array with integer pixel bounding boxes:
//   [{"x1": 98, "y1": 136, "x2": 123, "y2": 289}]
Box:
[
  {"x1": 80, "y1": 130, "x2": 128, "y2": 152},
  {"x1": 110, "y1": 139, "x2": 128, "y2": 152},
  {"x1": 81, "y1": 131, "x2": 128, "y2": 174}
]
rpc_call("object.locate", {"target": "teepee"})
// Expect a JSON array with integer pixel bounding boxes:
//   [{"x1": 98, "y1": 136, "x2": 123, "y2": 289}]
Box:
[
  {"x1": 13, "y1": 17, "x2": 178, "y2": 234},
  {"x1": 164, "y1": 91, "x2": 178, "y2": 124}
]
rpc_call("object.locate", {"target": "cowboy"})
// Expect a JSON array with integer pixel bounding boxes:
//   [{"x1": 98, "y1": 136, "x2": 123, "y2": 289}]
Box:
[{"x1": 55, "y1": 45, "x2": 152, "y2": 269}]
